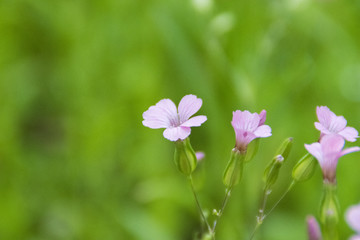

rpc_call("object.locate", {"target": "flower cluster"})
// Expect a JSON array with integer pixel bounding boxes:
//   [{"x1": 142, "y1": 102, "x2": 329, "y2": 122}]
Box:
[
  {"x1": 305, "y1": 106, "x2": 360, "y2": 183},
  {"x1": 143, "y1": 96, "x2": 360, "y2": 240}
]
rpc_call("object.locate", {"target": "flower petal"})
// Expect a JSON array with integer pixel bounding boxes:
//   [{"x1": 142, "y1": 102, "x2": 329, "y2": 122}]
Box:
[
  {"x1": 316, "y1": 106, "x2": 335, "y2": 129},
  {"x1": 321, "y1": 134, "x2": 345, "y2": 155},
  {"x1": 178, "y1": 95, "x2": 203, "y2": 123},
  {"x1": 350, "y1": 235, "x2": 360, "y2": 240},
  {"x1": 258, "y1": 110, "x2": 267, "y2": 126},
  {"x1": 253, "y1": 125, "x2": 272, "y2": 138},
  {"x1": 181, "y1": 115, "x2": 207, "y2": 127},
  {"x1": 234, "y1": 130, "x2": 256, "y2": 150},
  {"x1": 314, "y1": 122, "x2": 332, "y2": 135},
  {"x1": 341, "y1": 146, "x2": 360, "y2": 157},
  {"x1": 346, "y1": 204, "x2": 360, "y2": 232},
  {"x1": 305, "y1": 142, "x2": 323, "y2": 165},
  {"x1": 329, "y1": 115, "x2": 347, "y2": 133},
  {"x1": 143, "y1": 99, "x2": 178, "y2": 128},
  {"x1": 338, "y1": 127, "x2": 359, "y2": 142},
  {"x1": 231, "y1": 110, "x2": 260, "y2": 132},
  {"x1": 163, "y1": 126, "x2": 191, "y2": 141}
]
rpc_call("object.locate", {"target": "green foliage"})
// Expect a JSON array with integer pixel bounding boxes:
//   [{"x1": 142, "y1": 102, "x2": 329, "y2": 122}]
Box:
[{"x1": 1, "y1": 0, "x2": 360, "y2": 239}]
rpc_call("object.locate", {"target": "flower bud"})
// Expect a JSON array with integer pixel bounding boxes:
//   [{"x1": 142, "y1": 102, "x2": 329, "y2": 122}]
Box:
[
  {"x1": 201, "y1": 233, "x2": 214, "y2": 240},
  {"x1": 244, "y1": 138, "x2": 260, "y2": 162},
  {"x1": 263, "y1": 155, "x2": 284, "y2": 190},
  {"x1": 306, "y1": 216, "x2": 322, "y2": 240},
  {"x1": 223, "y1": 148, "x2": 246, "y2": 188},
  {"x1": 292, "y1": 153, "x2": 317, "y2": 182},
  {"x1": 275, "y1": 137, "x2": 293, "y2": 161},
  {"x1": 320, "y1": 182, "x2": 340, "y2": 240},
  {"x1": 174, "y1": 138, "x2": 197, "y2": 175}
]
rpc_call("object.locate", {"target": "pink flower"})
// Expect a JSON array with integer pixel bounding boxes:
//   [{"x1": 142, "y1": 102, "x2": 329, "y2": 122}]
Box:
[
  {"x1": 142, "y1": 95, "x2": 207, "y2": 141},
  {"x1": 305, "y1": 135, "x2": 360, "y2": 183},
  {"x1": 231, "y1": 110, "x2": 271, "y2": 152},
  {"x1": 306, "y1": 216, "x2": 322, "y2": 240},
  {"x1": 315, "y1": 106, "x2": 359, "y2": 142},
  {"x1": 346, "y1": 204, "x2": 360, "y2": 236}
]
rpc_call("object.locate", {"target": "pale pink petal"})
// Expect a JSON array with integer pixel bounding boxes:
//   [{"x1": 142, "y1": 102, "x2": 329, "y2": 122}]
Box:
[
  {"x1": 346, "y1": 204, "x2": 360, "y2": 232},
  {"x1": 195, "y1": 152, "x2": 205, "y2": 161},
  {"x1": 341, "y1": 146, "x2": 360, "y2": 157},
  {"x1": 321, "y1": 135, "x2": 345, "y2": 155},
  {"x1": 350, "y1": 235, "x2": 360, "y2": 240},
  {"x1": 178, "y1": 95, "x2": 203, "y2": 123},
  {"x1": 231, "y1": 110, "x2": 260, "y2": 132},
  {"x1": 329, "y1": 115, "x2": 347, "y2": 132},
  {"x1": 181, "y1": 115, "x2": 207, "y2": 127},
  {"x1": 338, "y1": 127, "x2": 359, "y2": 142},
  {"x1": 305, "y1": 142, "x2": 323, "y2": 165},
  {"x1": 315, "y1": 122, "x2": 332, "y2": 135},
  {"x1": 143, "y1": 106, "x2": 171, "y2": 128},
  {"x1": 317, "y1": 106, "x2": 335, "y2": 128},
  {"x1": 234, "y1": 130, "x2": 257, "y2": 151},
  {"x1": 253, "y1": 125, "x2": 272, "y2": 138},
  {"x1": 258, "y1": 110, "x2": 267, "y2": 126},
  {"x1": 143, "y1": 99, "x2": 178, "y2": 129},
  {"x1": 306, "y1": 216, "x2": 322, "y2": 240},
  {"x1": 163, "y1": 126, "x2": 191, "y2": 141}
]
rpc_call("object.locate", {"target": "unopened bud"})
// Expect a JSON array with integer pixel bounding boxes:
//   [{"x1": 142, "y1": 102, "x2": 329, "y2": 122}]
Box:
[
  {"x1": 263, "y1": 155, "x2": 284, "y2": 190},
  {"x1": 223, "y1": 148, "x2": 246, "y2": 188},
  {"x1": 174, "y1": 138, "x2": 197, "y2": 175},
  {"x1": 275, "y1": 137, "x2": 293, "y2": 161},
  {"x1": 244, "y1": 138, "x2": 260, "y2": 162},
  {"x1": 201, "y1": 233, "x2": 214, "y2": 240},
  {"x1": 292, "y1": 153, "x2": 318, "y2": 182},
  {"x1": 306, "y1": 216, "x2": 322, "y2": 240}
]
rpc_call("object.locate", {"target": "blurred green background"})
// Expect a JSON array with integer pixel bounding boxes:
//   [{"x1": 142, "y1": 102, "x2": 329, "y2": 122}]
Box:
[{"x1": 1, "y1": 0, "x2": 360, "y2": 239}]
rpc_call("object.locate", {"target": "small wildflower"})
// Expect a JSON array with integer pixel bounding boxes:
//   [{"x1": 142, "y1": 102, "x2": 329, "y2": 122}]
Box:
[
  {"x1": 142, "y1": 95, "x2": 207, "y2": 141},
  {"x1": 306, "y1": 216, "x2": 322, "y2": 240},
  {"x1": 305, "y1": 135, "x2": 360, "y2": 183},
  {"x1": 315, "y1": 106, "x2": 358, "y2": 142},
  {"x1": 231, "y1": 110, "x2": 271, "y2": 152}
]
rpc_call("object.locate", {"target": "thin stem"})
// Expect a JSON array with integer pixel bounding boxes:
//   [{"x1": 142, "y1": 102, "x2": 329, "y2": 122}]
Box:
[
  {"x1": 249, "y1": 188, "x2": 271, "y2": 240},
  {"x1": 249, "y1": 222, "x2": 261, "y2": 240},
  {"x1": 188, "y1": 175, "x2": 214, "y2": 239},
  {"x1": 249, "y1": 180, "x2": 296, "y2": 240},
  {"x1": 264, "y1": 180, "x2": 296, "y2": 219},
  {"x1": 212, "y1": 187, "x2": 233, "y2": 233}
]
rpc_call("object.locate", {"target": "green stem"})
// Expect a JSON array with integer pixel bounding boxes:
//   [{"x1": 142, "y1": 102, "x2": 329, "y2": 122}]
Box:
[
  {"x1": 249, "y1": 180, "x2": 296, "y2": 240},
  {"x1": 212, "y1": 187, "x2": 233, "y2": 233},
  {"x1": 265, "y1": 180, "x2": 296, "y2": 219},
  {"x1": 188, "y1": 175, "x2": 214, "y2": 239}
]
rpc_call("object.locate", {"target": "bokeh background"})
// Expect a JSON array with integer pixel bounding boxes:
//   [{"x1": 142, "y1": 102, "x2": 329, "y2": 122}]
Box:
[{"x1": 1, "y1": 0, "x2": 360, "y2": 239}]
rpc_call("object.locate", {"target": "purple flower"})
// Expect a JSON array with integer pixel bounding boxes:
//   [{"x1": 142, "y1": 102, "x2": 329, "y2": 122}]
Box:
[
  {"x1": 231, "y1": 110, "x2": 271, "y2": 152},
  {"x1": 346, "y1": 203, "x2": 360, "y2": 237},
  {"x1": 315, "y1": 106, "x2": 358, "y2": 142},
  {"x1": 142, "y1": 94, "x2": 207, "y2": 141},
  {"x1": 306, "y1": 216, "x2": 322, "y2": 240},
  {"x1": 305, "y1": 134, "x2": 360, "y2": 183}
]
